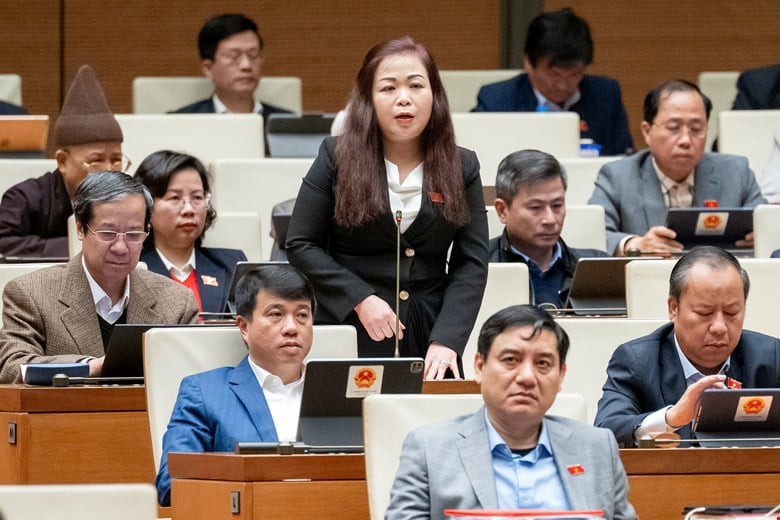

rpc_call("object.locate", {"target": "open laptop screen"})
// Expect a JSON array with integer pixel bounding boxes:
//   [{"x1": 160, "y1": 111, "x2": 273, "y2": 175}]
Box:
[{"x1": 694, "y1": 388, "x2": 780, "y2": 447}]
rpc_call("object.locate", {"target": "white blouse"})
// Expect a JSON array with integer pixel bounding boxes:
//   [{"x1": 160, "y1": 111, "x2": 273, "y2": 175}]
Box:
[{"x1": 385, "y1": 159, "x2": 423, "y2": 233}]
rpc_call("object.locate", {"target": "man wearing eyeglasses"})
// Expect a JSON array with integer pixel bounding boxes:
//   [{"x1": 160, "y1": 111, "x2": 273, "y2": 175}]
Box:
[
  {"x1": 588, "y1": 80, "x2": 766, "y2": 256},
  {"x1": 0, "y1": 64, "x2": 128, "y2": 258},
  {"x1": 171, "y1": 13, "x2": 291, "y2": 129},
  {"x1": 0, "y1": 171, "x2": 199, "y2": 383}
]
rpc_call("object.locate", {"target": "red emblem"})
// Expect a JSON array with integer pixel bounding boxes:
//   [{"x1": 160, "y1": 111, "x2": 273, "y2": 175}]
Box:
[
  {"x1": 726, "y1": 377, "x2": 742, "y2": 389},
  {"x1": 429, "y1": 192, "x2": 444, "y2": 203},
  {"x1": 567, "y1": 464, "x2": 585, "y2": 476},
  {"x1": 354, "y1": 368, "x2": 377, "y2": 388},
  {"x1": 703, "y1": 214, "x2": 721, "y2": 229},
  {"x1": 743, "y1": 398, "x2": 765, "y2": 415},
  {"x1": 579, "y1": 120, "x2": 589, "y2": 132}
]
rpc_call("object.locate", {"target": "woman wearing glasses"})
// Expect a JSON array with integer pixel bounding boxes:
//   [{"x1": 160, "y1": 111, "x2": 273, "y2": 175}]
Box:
[{"x1": 134, "y1": 150, "x2": 246, "y2": 313}]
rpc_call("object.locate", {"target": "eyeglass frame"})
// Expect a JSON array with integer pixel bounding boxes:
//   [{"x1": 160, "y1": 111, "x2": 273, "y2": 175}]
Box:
[
  {"x1": 651, "y1": 120, "x2": 707, "y2": 140},
  {"x1": 85, "y1": 224, "x2": 148, "y2": 244},
  {"x1": 64, "y1": 149, "x2": 133, "y2": 173},
  {"x1": 215, "y1": 48, "x2": 264, "y2": 66},
  {"x1": 157, "y1": 192, "x2": 213, "y2": 211}
]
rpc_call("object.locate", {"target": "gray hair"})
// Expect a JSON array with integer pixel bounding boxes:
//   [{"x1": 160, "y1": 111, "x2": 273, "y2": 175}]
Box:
[
  {"x1": 669, "y1": 245, "x2": 749, "y2": 301},
  {"x1": 72, "y1": 171, "x2": 153, "y2": 229},
  {"x1": 495, "y1": 149, "x2": 567, "y2": 204}
]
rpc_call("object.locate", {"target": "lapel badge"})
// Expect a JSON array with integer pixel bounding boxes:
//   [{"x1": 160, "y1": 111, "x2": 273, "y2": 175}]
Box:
[
  {"x1": 726, "y1": 377, "x2": 742, "y2": 389},
  {"x1": 429, "y1": 192, "x2": 444, "y2": 203},
  {"x1": 201, "y1": 275, "x2": 219, "y2": 287},
  {"x1": 567, "y1": 464, "x2": 585, "y2": 476}
]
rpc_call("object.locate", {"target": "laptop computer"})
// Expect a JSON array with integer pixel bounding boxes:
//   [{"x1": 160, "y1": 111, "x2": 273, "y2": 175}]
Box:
[
  {"x1": 266, "y1": 113, "x2": 336, "y2": 158},
  {"x1": 297, "y1": 358, "x2": 424, "y2": 449},
  {"x1": 0, "y1": 115, "x2": 48, "y2": 157},
  {"x1": 224, "y1": 261, "x2": 290, "y2": 315},
  {"x1": 665, "y1": 207, "x2": 753, "y2": 251},
  {"x1": 564, "y1": 258, "x2": 634, "y2": 316},
  {"x1": 693, "y1": 388, "x2": 780, "y2": 447}
]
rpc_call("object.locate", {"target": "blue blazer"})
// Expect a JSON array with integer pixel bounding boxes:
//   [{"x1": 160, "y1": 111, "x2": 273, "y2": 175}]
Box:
[
  {"x1": 155, "y1": 356, "x2": 277, "y2": 506},
  {"x1": 141, "y1": 246, "x2": 246, "y2": 313},
  {"x1": 472, "y1": 73, "x2": 633, "y2": 156},
  {"x1": 594, "y1": 323, "x2": 780, "y2": 448},
  {"x1": 0, "y1": 100, "x2": 26, "y2": 115}
]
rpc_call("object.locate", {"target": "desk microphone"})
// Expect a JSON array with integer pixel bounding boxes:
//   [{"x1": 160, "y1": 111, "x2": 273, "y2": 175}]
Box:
[
  {"x1": 637, "y1": 434, "x2": 780, "y2": 448},
  {"x1": 394, "y1": 210, "x2": 402, "y2": 358}
]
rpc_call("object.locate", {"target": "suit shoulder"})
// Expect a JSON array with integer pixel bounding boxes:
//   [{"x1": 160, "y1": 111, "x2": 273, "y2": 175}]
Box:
[
  {"x1": 700, "y1": 151, "x2": 749, "y2": 170},
  {"x1": 182, "y1": 365, "x2": 235, "y2": 386},
  {"x1": 262, "y1": 102, "x2": 293, "y2": 115},
  {"x1": 478, "y1": 74, "x2": 526, "y2": 94},
  {"x1": 199, "y1": 246, "x2": 246, "y2": 263},
  {"x1": 134, "y1": 268, "x2": 192, "y2": 296},
  {"x1": 740, "y1": 329, "x2": 780, "y2": 348},
  {"x1": 171, "y1": 99, "x2": 212, "y2": 113},
  {"x1": 580, "y1": 75, "x2": 621, "y2": 91}
]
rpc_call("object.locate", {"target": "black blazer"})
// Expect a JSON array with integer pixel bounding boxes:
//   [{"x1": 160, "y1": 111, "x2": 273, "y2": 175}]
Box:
[
  {"x1": 0, "y1": 100, "x2": 26, "y2": 115},
  {"x1": 594, "y1": 322, "x2": 780, "y2": 447},
  {"x1": 170, "y1": 97, "x2": 292, "y2": 128},
  {"x1": 286, "y1": 137, "x2": 489, "y2": 357},
  {"x1": 732, "y1": 64, "x2": 780, "y2": 110},
  {"x1": 141, "y1": 246, "x2": 247, "y2": 313}
]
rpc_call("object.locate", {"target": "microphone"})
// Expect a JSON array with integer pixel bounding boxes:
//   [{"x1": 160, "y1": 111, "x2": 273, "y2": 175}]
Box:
[
  {"x1": 637, "y1": 433, "x2": 780, "y2": 448},
  {"x1": 394, "y1": 210, "x2": 402, "y2": 358}
]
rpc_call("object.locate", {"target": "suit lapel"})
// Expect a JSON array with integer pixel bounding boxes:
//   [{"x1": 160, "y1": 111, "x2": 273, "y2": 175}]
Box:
[
  {"x1": 228, "y1": 358, "x2": 279, "y2": 440},
  {"x1": 126, "y1": 270, "x2": 163, "y2": 323},
  {"x1": 639, "y1": 155, "x2": 668, "y2": 228},
  {"x1": 546, "y1": 418, "x2": 590, "y2": 510},
  {"x1": 455, "y1": 409, "x2": 499, "y2": 509},
  {"x1": 58, "y1": 256, "x2": 105, "y2": 357},
  {"x1": 195, "y1": 249, "x2": 227, "y2": 313},
  {"x1": 516, "y1": 75, "x2": 537, "y2": 110},
  {"x1": 692, "y1": 158, "x2": 719, "y2": 205},
  {"x1": 403, "y1": 194, "x2": 438, "y2": 242}
]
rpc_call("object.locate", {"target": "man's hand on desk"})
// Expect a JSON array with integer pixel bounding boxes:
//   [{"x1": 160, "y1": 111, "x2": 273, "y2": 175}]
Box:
[
  {"x1": 664, "y1": 374, "x2": 726, "y2": 429},
  {"x1": 87, "y1": 356, "x2": 104, "y2": 377},
  {"x1": 623, "y1": 226, "x2": 683, "y2": 256}
]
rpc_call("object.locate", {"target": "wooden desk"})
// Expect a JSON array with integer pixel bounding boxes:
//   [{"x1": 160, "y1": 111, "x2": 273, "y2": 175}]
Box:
[
  {"x1": 622, "y1": 447, "x2": 780, "y2": 518},
  {"x1": 0, "y1": 384, "x2": 155, "y2": 484},
  {"x1": 169, "y1": 452, "x2": 368, "y2": 520}
]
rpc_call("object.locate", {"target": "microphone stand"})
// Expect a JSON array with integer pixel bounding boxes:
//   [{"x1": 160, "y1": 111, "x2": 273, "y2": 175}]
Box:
[{"x1": 394, "y1": 210, "x2": 402, "y2": 358}]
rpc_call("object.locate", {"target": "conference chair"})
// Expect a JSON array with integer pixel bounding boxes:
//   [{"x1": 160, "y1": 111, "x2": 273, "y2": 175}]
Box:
[
  {"x1": 0, "y1": 159, "x2": 56, "y2": 196},
  {"x1": 438, "y1": 69, "x2": 519, "y2": 112},
  {"x1": 753, "y1": 204, "x2": 780, "y2": 258},
  {"x1": 485, "y1": 204, "x2": 606, "y2": 252},
  {"x1": 0, "y1": 483, "x2": 157, "y2": 520},
  {"x1": 114, "y1": 114, "x2": 265, "y2": 175},
  {"x1": 201, "y1": 212, "x2": 263, "y2": 262},
  {"x1": 625, "y1": 258, "x2": 780, "y2": 337},
  {"x1": 559, "y1": 156, "x2": 616, "y2": 205},
  {"x1": 461, "y1": 263, "x2": 530, "y2": 379},
  {"x1": 719, "y1": 109, "x2": 780, "y2": 179},
  {"x1": 210, "y1": 158, "x2": 314, "y2": 257},
  {"x1": 0, "y1": 74, "x2": 22, "y2": 105},
  {"x1": 362, "y1": 392, "x2": 587, "y2": 520},
  {"x1": 451, "y1": 112, "x2": 580, "y2": 188},
  {"x1": 132, "y1": 76, "x2": 303, "y2": 115},
  {"x1": 697, "y1": 71, "x2": 739, "y2": 151},
  {"x1": 143, "y1": 324, "x2": 357, "y2": 474},
  {"x1": 0, "y1": 263, "x2": 61, "y2": 324},
  {"x1": 554, "y1": 317, "x2": 668, "y2": 423}
]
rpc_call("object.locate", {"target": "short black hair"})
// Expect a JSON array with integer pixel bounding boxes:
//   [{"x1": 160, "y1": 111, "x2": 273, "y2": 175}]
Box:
[
  {"x1": 669, "y1": 245, "x2": 749, "y2": 301},
  {"x1": 643, "y1": 79, "x2": 713, "y2": 123},
  {"x1": 198, "y1": 13, "x2": 262, "y2": 60},
  {"x1": 72, "y1": 171, "x2": 153, "y2": 230},
  {"x1": 495, "y1": 149, "x2": 567, "y2": 204},
  {"x1": 133, "y1": 150, "x2": 217, "y2": 248},
  {"x1": 235, "y1": 264, "x2": 316, "y2": 320},
  {"x1": 477, "y1": 305, "x2": 569, "y2": 366},
  {"x1": 524, "y1": 8, "x2": 593, "y2": 68}
]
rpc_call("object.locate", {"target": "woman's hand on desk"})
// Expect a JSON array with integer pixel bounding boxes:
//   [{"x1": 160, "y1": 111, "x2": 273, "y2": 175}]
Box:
[
  {"x1": 355, "y1": 295, "x2": 405, "y2": 341},
  {"x1": 424, "y1": 343, "x2": 459, "y2": 380}
]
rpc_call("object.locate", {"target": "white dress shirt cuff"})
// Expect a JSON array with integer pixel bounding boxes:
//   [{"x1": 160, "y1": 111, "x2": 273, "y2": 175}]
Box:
[{"x1": 635, "y1": 406, "x2": 680, "y2": 445}]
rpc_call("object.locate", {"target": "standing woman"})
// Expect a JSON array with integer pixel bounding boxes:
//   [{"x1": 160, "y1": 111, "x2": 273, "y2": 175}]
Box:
[
  {"x1": 134, "y1": 150, "x2": 247, "y2": 314},
  {"x1": 286, "y1": 36, "x2": 488, "y2": 379}
]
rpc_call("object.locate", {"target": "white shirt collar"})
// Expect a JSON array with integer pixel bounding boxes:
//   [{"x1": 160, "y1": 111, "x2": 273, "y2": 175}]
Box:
[
  {"x1": 532, "y1": 87, "x2": 581, "y2": 111},
  {"x1": 81, "y1": 256, "x2": 130, "y2": 324},
  {"x1": 156, "y1": 248, "x2": 196, "y2": 282},
  {"x1": 212, "y1": 93, "x2": 263, "y2": 114}
]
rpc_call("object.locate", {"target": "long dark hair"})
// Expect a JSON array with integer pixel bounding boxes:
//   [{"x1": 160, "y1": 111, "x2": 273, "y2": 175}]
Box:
[{"x1": 334, "y1": 36, "x2": 468, "y2": 228}]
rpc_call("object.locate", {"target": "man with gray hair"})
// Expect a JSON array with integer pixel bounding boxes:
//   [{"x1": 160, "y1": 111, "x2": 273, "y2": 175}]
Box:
[
  {"x1": 490, "y1": 149, "x2": 607, "y2": 308},
  {"x1": 595, "y1": 245, "x2": 780, "y2": 447},
  {"x1": 0, "y1": 171, "x2": 199, "y2": 383}
]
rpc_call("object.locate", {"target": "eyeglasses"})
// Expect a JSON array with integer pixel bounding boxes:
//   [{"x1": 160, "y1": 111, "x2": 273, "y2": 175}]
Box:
[
  {"x1": 67, "y1": 151, "x2": 133, "y2": 173},
  {"x1": 216, "y1": 48, "x2": 263, "y2": 66},
  {"x1": 653, "y1": 121, "x2": 707, "y2": 140},
  {"x1": 86, "y1": 225, "x2": 148, "y2": 243},
  {"x1": 159, "y1": 192, "x2": 212, "y2": 210}
]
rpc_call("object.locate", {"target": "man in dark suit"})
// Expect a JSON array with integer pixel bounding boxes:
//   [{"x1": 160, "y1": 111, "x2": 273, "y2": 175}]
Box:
[
  {"x1": 732, "y1": 64, "x2": 780, "y2": 110},
  {"x1": 171, "y1": 13, "x2": 291, "y2": 128},
  {"x1": 0, "y1": 100, "x2": 26, "y2": 115},
  {"x1": 588, "y1": 80, "x2": 765, "y2": 255},
  {"x1": 595, "y1": 246, "x2": 780, "y2": 448},
  {"x1": 472, "y1": 8, "x2": 633, "y2": 156},
  {"x1": 0, "y1": 172, "x2": 199, "y2": 383},
  {"x1": 489, "y1": 149, "x2": 607, "y2": 308},
  {"x1": 155, "y1": 264, "x2": 315, "y2": 506},
  {"x1": 0, "y1": 64, "x2": 126, "y2": 258}
]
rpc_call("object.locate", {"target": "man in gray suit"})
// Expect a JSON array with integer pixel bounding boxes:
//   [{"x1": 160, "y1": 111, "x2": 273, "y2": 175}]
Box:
[
  {"x1": 588, "y1": 80, "x2": 765, "y2": 256},
  {"x1": 385, "y1": 305, "x2": 636, "y2": 520},
  {"x1": 0, "y1": 172, "x2": 199, "y2": 383}
]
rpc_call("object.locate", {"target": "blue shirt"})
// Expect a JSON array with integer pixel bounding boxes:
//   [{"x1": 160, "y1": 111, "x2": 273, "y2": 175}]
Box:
[
  {"x1": 509, "y1": 242, "x2": 566, "y2": 308},
  {"x1": 486, "y1": 410, "x2": 571, "y2": 510}
]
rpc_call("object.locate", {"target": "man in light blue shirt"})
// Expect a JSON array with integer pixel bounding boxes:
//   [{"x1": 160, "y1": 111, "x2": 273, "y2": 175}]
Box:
[{"x1": 386, "y1": 304, "x2": 637, "y2": 520}]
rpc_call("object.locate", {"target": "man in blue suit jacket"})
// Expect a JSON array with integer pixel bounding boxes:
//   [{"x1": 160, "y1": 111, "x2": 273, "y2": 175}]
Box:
[
  {"x1": 0, "y1": 100, "x2": 26, "y2": 115},
  {"x1": 155, "y1": 264, "x2": 315, "y2": 506},
  {"x1": 589, "y1": 80, "x2": 765, "y2": 255},
  {"x1": 595, "y1": 247, "x2": 780, "y2": 448},
  {"x1": 472, "y1": 8, "x2": 633, "y2": 156}
]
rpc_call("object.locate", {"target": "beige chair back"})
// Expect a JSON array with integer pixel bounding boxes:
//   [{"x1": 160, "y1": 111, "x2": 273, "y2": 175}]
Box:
[
  {"x1": 439, "y1": 69, "x2": 519, "y2": 112},
  {"x1": 201, "y1": 212, "x2": 263, "y2": 261},
  {"x1": 719, "y1": 109, "x2": 780, "y2": 180},
  {"x1": 559, "y1": 156, "x2": 617, "y2": 205},
  {"x1": 0, "y1": 263, "x2": 61, "y2": 324},
  {"x1": 0, "y1": 159, "x2": 57, "y2": 197},
  {"x1": 753, "y1": 204, "x2": 780, "y2": 258},
  {"x1": 0, "y1": 74, "x2": 22, "y2": 105},
  {"x1": 697, "y1": 71, "x2": 739, "y2": 151}
]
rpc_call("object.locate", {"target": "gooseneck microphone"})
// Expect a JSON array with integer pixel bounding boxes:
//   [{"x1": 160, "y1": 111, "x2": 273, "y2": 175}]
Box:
[{"x1": 394, "y1": 210, "x2": 402, "y2": 358}]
